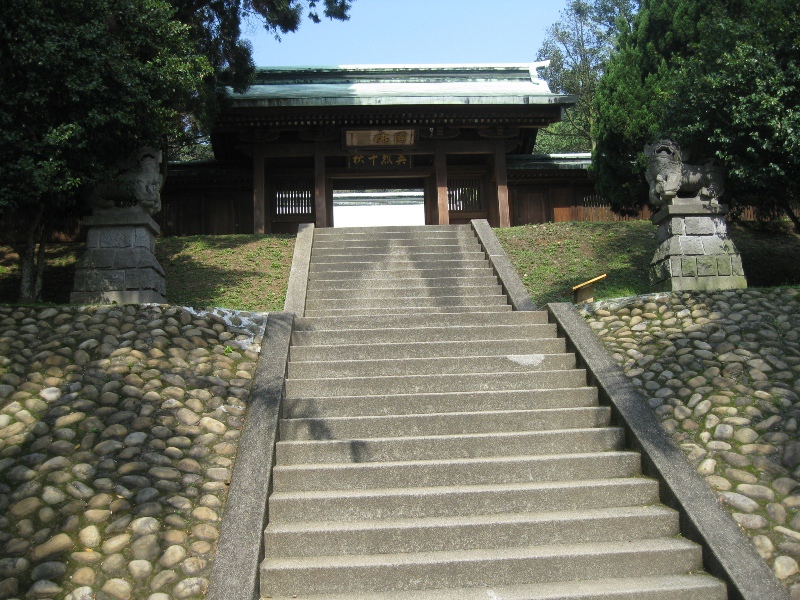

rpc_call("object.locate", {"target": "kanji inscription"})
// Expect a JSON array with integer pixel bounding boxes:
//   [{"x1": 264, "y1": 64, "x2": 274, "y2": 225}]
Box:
[
  {"x1": 347, "y1": 154, "x2": 413, "y2": 171},
  {"x1": 344, "y1": 129, "x2": 416, "y2": 149}
]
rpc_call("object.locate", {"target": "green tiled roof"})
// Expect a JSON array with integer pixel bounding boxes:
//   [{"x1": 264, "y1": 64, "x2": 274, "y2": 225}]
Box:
[{"x1": 229, "y1": 63, "x2": 576, "y2": 108}]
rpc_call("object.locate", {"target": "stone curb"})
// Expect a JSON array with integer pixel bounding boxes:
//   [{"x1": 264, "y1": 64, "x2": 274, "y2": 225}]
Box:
[
  {"x1": 206, "y1": 312, "x2": 294, "y2": 600},
  {"x1": 470, "y1": 219, "x2": 536, "y2": 311},
  {"x1": 546, "y1": 302, "x2": 788, "y2": 600},
  {"x1": 283, "y1": 223, "x2": 314, "y2": 316}
]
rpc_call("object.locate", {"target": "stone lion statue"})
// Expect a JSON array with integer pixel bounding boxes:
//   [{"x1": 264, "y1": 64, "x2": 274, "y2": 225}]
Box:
[
  {"x1": 88, "y1": 147, "x2": 163, "y2": 215},
  {"x1": 644, "y1": 140, "x2": 724, "y2": 208}
]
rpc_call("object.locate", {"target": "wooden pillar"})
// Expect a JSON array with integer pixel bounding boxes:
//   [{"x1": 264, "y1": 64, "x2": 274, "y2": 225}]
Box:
[
  {"x1": 424, "y1": 175, "x2": 437, "y2": 225},
  {"x1": 494, "y1": 139, "x2": 511, "y2": 228},
  {"x1": 326, "y1": 184, "x2": 334, "y2": 228},
  {"x1": 252, "y1": 145, "x2": 266, "y2": 234},
  {"x1": 314, "y1": 144, "x2": 328, "y2": 228},
  {"x1": 435, "y1": 146, "x2": 449, "y2": 225}
]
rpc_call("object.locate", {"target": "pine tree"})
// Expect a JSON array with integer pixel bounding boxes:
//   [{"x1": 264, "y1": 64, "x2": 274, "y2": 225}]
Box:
[{"x1": 535, "y1": 0, "x2": 638, "y2": 153}]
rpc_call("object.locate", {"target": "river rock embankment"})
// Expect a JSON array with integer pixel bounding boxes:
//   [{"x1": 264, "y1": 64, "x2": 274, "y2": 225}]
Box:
[
  {"x1": 581, "y1": 287, "x2": 800, "y2": 595},
  {"x1": 0, "y1": 304, "x2": 266, "y2": 600}
]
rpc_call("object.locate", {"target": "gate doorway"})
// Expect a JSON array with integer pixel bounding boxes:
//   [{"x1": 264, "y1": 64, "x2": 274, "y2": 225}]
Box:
[
  {"x1": 333, "y1": 189, "x2": 425, "y2": 228},
  {"x1": 330, "y1": 178, "x2": 427, "y2": 228}
]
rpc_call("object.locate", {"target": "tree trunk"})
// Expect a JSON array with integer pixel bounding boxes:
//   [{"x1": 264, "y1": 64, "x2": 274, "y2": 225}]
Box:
[
  {"x1": 33, "y1": 222, "x2": 51, "y2": 301},
  {"x1": 779, "y1": 197, "x2": 800, "y2": 234},
  {"x1": 15, "y1": 205, "x2": 48, "y2": 304}
]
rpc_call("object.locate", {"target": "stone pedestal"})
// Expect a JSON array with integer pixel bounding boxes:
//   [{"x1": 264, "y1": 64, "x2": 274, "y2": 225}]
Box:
[
  {"x1": 71, "y1": 208, "x2": 166, "y2": 304},
  {"x1": 649, "y1": 203, "x2": 747, "y2": 292}
]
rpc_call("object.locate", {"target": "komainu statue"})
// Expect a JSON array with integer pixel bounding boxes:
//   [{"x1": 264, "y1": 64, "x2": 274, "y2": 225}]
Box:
[
  {"x1": 88, "y1": 147, "x2": 163, "y2": 215},
  {"x1": 645, "y1": 140, "x2": 725, "y2": 208}
]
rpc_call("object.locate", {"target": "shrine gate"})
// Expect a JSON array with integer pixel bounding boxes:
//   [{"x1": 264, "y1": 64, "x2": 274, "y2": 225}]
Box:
[{"x1": 161, "y1": 63, "x2": 587, "y2": 234}]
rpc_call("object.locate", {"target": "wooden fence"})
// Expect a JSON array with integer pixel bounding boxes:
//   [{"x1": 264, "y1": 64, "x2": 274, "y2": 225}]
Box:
[{"x1": 510, "y1": 186, "x2": 652, "y2": 225}]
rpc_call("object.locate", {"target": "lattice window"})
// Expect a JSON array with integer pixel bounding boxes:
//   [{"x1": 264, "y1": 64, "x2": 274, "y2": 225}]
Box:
[
  {"x1": 581, "y1": 194, "x2": 607, "y2": 208},
  {"x1": 274, "y1": 179, "x2": 313, "y2": 215},
  {"x1": 448, "y1": 178, "x2": 484, "y2": 212}
]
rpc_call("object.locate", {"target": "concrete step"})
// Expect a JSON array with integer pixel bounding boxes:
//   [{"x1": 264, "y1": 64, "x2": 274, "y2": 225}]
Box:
[
  {"x1": 312, "y1": 232, "x2": 479, "y2": 244},
  {"x1": 272, "y1": 451, "x2": 640, "y2": 492},
  {"x1": 313, "y1": 226, "x2": 474, "y2": 239},
  {"x1": 303, "y1": 305, "x2": 514, "y2": 317},
  {"x1": 294, "y1": 311, "x2": 549, "y2": 331},
  {"x1": 310, "y1": 248, "x2": 484, "y2": 261},
  {"x1": 284, "y1": 369, "x2": 587, "y2": 398},
  {"x1": 267, "y1": 477, "x2": 659, "y2": 523},
  {"x1": 311, "y1": 239, "x2": 483, "y2": 251},
  {"x1": 263, "y1": 574, "x2": 726, "y2": 600},
  {"x1": 309, "y1": 256, "x2": 489, "y2": 268},
  {"x1": 291, "y1": 323, "x2": 557, "y2": 346},
  {"x1": 304, "y1": 295, "x2": 509, "y2": 311},
  {"x1": 264, "y1": 505, "x2": 679, "y2": 557},
  {"x1": 309, "y1": 253, "x2": 488, "y2": 265},
  {"x1": 276, "y1": 427, "x2": 624, "y2": 464},
  {"x1": 315, "y1": 225, "x2": 473, "y2": 234},
  {"x1": 309, "y1": 258, "x2": 489, "y2": 271},
  {"x1": 314, "y1": 231, "x2": 479, "y2": 246},
  {"x1": 308, "y1": 265, "x2": 493, "y2": 278},
  {"x1": 310, "y1": 247, "x2": 487, "y2": 262},
  {"x1": 260, "y1": 538, "x2": 703, "y2": 597},
  {"x1": 289, "y1": 338, "x2": 565, "y2": 361},
  {"x1": 305, "y1": 275, "x2": 500, "y2": 291},
  {"x1": 282, "y1": 387, "x2": 599, "y2": 419},
  {"x1": 280, "y1": 406, "x2": 612, "y2": 440},
  {"x1": 287, "y1": 353, "x2": 576, "y2": 379},
  {"x1": 305, "y1": 284, "x2": 503, "y2": 300}
]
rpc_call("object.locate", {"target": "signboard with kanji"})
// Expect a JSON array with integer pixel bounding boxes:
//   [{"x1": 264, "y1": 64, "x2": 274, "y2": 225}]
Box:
[
  {"x1": 344, "y1": 129, "x2": 417, "y2": 149},
  {"x1": 347, "y1": 154, "x2": 413, "y2": 171}
]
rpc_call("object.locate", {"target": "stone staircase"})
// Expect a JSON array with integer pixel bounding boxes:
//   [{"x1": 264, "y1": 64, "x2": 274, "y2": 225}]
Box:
[{"x1": 259, "y1": 225, "x2": 727, "y2": 599}]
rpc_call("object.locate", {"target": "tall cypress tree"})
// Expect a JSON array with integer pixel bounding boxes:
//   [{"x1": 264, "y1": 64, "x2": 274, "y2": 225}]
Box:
[
  {"x1": 593, "y1": 0, "x2": 799, "y2": 228},
  {"x1": 591, "y1": 0, "x2": 719, "y2": 212}
]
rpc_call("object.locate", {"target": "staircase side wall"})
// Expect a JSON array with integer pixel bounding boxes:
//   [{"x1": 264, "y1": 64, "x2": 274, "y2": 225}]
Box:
[
  {"x1": 206, "y1": 312, "x2": 294, "y2": 600},
  {"x1": 546, "y1": 302, "x2": 788, "y2": 600}
]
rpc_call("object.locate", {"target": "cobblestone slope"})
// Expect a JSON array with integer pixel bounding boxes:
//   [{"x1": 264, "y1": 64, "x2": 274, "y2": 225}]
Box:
[
  {"x1": 581, "y1": 287, "x2": 800, "y2": 596},
  {"x1": 3, "y1": 288, "x2": 798, "y2": 598},
  {"x1": 0, "y1": 304, "x2": 266, "y2": 600}
]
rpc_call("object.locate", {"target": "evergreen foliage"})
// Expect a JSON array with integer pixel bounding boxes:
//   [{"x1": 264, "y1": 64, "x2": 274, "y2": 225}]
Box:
[
  {"x1": 535, "y1": 0, "x2": 638, "y2": 154},
  {"x1": 170, "y1": 0, "x2": 351, "y2": 146},
  {"x1": 0, "y1": 0, "x2": 210, "y2": 302},
  {"x1": 0, "y1": 0, "x2": 351, "y2": 302},
  {"x1": 666, "y1": 0, "x2": 800, "y2": 230},
  {"x1": 591, "y1": 0, "x2": 711, "y2": 211},
  {"x1": 593, "y1": 0, "x2": 800, "y2": 227}
]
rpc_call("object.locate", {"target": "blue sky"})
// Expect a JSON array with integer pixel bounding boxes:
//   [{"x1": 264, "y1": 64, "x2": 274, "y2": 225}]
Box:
[{"x1": 245, "y1": 0, "x2": 568, "y2": 66}]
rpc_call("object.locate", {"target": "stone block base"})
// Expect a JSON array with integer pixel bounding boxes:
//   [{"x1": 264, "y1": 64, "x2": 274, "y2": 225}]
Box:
[
  {"x1": 651, "y1": 275, "x2": 748, "y2": 292},
  {"x1": 649, "y1": 203, "x2": 747, "y2": 292},
  {"x1": 70, "y1": 289, "x2": 167, "y2": 305},
  {"x1": 71, "y1": 209, "x2": 166, "y2": 305}
]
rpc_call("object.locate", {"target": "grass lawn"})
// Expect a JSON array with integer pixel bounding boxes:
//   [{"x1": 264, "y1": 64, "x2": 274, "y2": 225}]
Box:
[
  {"x1": 496, "y1": 220, "x2": 800, "y2": 306},
  {"x1": 0, "y1": 220, "x2": 798, "y2": 310},
  {"x1": 156, "y1": 234, "x2": 294, "y2": 311},
  {"x1": 0, "y1": 234, "x2": 295, "y2": 311}
]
